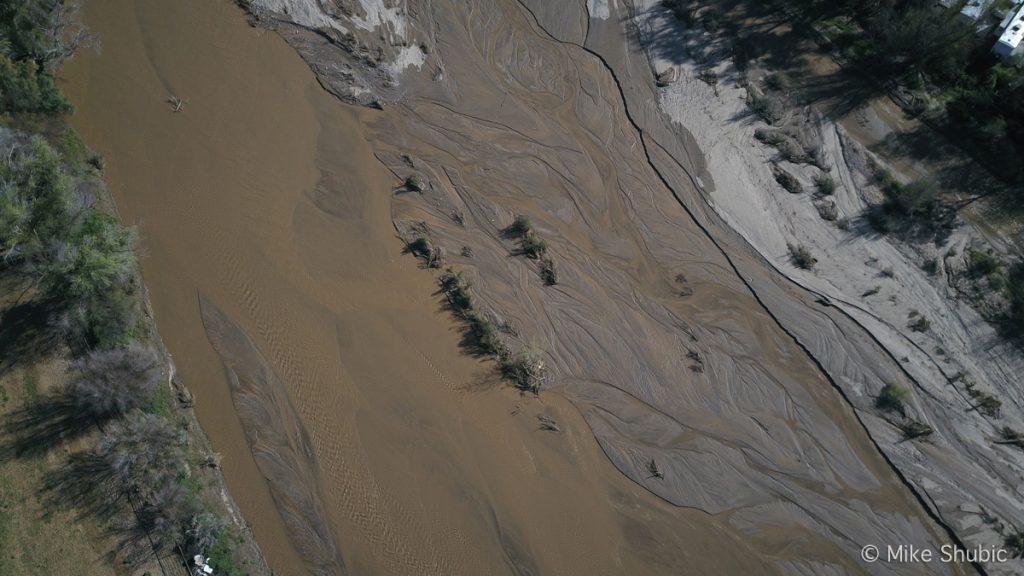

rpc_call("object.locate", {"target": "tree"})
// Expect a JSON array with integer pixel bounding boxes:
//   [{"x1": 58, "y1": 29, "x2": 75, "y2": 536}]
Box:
[
  {"x1": 69, "y1": 343, "x2": 160, "y2": 421},
  {"x1": 96, "y1": 411, "x2": 185, "y2": 497},
  {"x1": 39, "y1": 211, "x2": 136, "y2": 302},
  {"x1": 0, "y1": 136, "x2": 73, "y2": 262}
]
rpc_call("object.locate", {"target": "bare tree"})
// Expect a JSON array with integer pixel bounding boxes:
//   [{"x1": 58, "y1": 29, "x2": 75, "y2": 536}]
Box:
[
  {"x1": 41, "y1": 1, "x2": 97, "y2": 67},
  {"x1": 97, "y1": 411, "x2": 185, "y2": 496},
  {"x1": 70, "y1": 343, "x2": 160, "y2": 421}
]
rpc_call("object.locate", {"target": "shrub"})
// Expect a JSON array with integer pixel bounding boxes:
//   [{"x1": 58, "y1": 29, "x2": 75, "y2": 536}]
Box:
[
  {"x1": 465, "y1": 310, "x2": 505, "y2": 357},
  {"x1": 1005, "y1": 531, "x2": 1024, "y2": 559},
  {"x1": 900, "y1": 420, "x2": 933, "y2": 440},
  {"x1": 876, "y1": 383, "x2": 909, "y2": 413},
  {"x1": 521, "y1": 233, "x2": 548, "y2": 259},
  {"x1": 788, "y1": 243, "x2": 816, "y2": 270},
  {"x1": 974, "y1": 393, "x2": 1002, "y2": 418},
  {"x1": 967, "y1": 248, "x2": 1003, "y2": 278},
  {"x1": 887, "y1": 178, "x2": 940, "y2": 220},
  {"x1": 408, "y1": 236, "x2": 431, "y2": 257},
  {"x1": 922, "y1": 258, "x2": 938, "y2": 276},
  {"x1": 748, "y1": 91, "x2": 784, "y2": 124},
  {"x1": 908, "y1": 315, "x2": 931, "y2": 333},
  {"x1": 507, "y1": 215, "x2": 532, "y2": 238},
  {"x1": 500, "y1": 347, "x2": 545, "y2": 394},
  {"x1": 539, "y1": 256, "x2": 557, "y2": 286},
  {"x1": 815, "y1": 199, "x2": 838, "y2": 221},
  {"x1": 440, "y1": 269, "x2": 473, "y2": 313},
  {"x1": 814, "y1": 173, "x2": 836, "y2": 195},
  {"x1": 773, "y1": 167, "x2": 803, "y2": 194},
  {"x1": 404, "y1": 174, "x2": 425, "y2": 192}
]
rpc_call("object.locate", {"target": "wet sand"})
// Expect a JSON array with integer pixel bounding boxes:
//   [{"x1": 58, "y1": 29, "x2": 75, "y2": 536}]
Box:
[
  {"x1": 62, "y1": 1, "x2": 779, "y2": 574},
  {"x1": 61, "y1": 0, "x2": 971, "y2": 574}
]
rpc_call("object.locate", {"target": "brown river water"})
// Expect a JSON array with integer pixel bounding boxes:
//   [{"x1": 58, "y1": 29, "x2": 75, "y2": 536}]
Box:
[{"x1": 62, "y1": 0, "x2": 967, "y2": 575}]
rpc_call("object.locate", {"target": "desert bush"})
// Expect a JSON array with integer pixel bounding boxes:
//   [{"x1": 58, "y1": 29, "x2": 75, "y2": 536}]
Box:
[
  {"x1": 440, "y1": 269, "x2": 474, "y2": 313},
  {"x1": 408, "y1": 236, "x2": 431, "y2": 257},
  {"x1": 788, "y1": 243, "x2": 816, "y2": 270},
  {"x1": 465, "y1": 310, "x2": 505, "y2": 357},
  {"x1": 406, "y1": 235, "x2": 443, "y2": 268},
  {"x1": 908, "y1": 314, "x2": 931, "y2": 333},
  {"x1": 69, "y1": 343, "x2": 160, "y2": 421},
  {"x1": 507, "y1": 215, "x2": 532, "y2": 238},
  {"x1": 521, "y1": 233, "x2": 548, "y2": 259},
  {"x1": 404, "y1": 174, "x2": 425, "y2": 192},
  {"x1": 773, "y1": 167, "x2": 803, "y2": 194},
  {"x1": 876, "y1": 383, "x2": 909, "y2": 413},
  {"x1": 814, "y1": 173, "x2": 836, "y2": 195},
  {"x1": 500, "y1": 347, "x2": 545, "y2": 394},
  {"x1": 900, "y1": 420, "x2": 933, "y2": 440},
  {"x1": 974, "y1": 392, "x2": 1003, "y2": 418},
  {"x1": 539, "y1": 256, "x2": 557, "y2": 286},
  {"x1": 748, "y1": 91, "x2": 784, "y2": 125},
  {"x1": 815, "y1": 199, "x2": 838, "y2": 221}
]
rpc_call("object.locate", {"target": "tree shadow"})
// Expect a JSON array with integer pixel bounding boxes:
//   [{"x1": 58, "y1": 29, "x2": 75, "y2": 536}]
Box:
[
  {"x1": 0, "y1": 391, "x2": 97, "y2": 459},
  {"x1": 42, "y1": 452, "x2": 179, "y2": 566},
  {"x1": 0, "y1": 298, "x2": 60, "y2": 376}
]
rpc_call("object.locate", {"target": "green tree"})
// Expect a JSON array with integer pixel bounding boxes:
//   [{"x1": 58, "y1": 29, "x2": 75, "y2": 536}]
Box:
[{"x1": 40, "y1": 211, "x2": 136, "y2": 302}]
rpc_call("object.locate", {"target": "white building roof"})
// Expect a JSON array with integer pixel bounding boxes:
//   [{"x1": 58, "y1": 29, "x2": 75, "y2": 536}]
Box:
[
  {"x1": 961, "y1": 0, "x2": 994, "y2": 21},
  {"x1": 998, "y1": 3, "x2": 1024, "y2": 49}
]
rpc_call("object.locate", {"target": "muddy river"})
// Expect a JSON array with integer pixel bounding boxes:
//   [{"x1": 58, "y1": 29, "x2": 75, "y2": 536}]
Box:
[{"x1": 62, "y1": 0, "x2": 968, "y2": 574}]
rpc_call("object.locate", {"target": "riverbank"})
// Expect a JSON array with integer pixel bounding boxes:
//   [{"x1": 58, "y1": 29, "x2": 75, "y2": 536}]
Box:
[{"x1": 1, "y1": 4, "x2": 271, "y2": 574}]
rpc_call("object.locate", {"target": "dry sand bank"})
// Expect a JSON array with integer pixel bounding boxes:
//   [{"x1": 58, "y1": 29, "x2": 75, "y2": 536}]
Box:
[{"x1": 628, "y1": 1, "x2": 1024, "y2": 571}]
